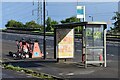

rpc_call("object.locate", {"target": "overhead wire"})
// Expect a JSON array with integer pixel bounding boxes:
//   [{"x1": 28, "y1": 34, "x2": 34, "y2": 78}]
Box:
[
  {"x1": 3, "y1": 2, "x2": 36, "y2": 22},
  {"x1": 3, "y1": 2, "x2": 117, "y2": 24}
]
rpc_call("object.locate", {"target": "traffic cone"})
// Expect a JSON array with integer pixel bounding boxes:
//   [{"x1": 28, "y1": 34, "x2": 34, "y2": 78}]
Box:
[{"x1": 32, "y1": 42, "x2": 43, "y2": 58}]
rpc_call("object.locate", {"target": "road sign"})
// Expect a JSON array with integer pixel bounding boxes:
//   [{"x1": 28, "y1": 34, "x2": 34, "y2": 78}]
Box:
[{"x1": 77, "y1": 6, "x2": 85, "y2": 19}]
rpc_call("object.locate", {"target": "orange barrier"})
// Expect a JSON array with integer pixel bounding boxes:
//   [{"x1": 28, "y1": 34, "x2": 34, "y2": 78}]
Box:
[{"x1": 32, "y1": 42, "x2": 43, "y2": 58}]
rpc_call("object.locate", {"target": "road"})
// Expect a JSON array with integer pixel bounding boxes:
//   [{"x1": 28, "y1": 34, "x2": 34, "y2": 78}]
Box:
[
  {"x1": 2, "y1": 68, "x2": 37, "y2": 79},
  {"x1": 0, "y1": 64, "x2": 38, "y2": 80},
  {"x1": 1, "y1": 32, "x2": 120, "y2": 79}
]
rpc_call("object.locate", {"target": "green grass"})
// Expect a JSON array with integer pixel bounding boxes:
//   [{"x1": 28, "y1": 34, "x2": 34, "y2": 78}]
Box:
[
  {"x1": 46, "y1": 32, "x2": 54, "y2": 36},
  {"x1": 5, "y1": 29, "x2": 120, "y2": 38},
  {"x1": 107, "y1": 36, "x2": 120, "y2": 38},
  {"x1": 32, "y1": 31, "x2": 41, "y2": 33},
  {"x1": 0, "y1": 28, "x2": 7, "y2": 30},
  {"x1": 3, "y1": 64, "x2": 59, "y2": 79},
  {"x1": 32, "y1": 31, "x2": 53, "y2": 34},
  {"x1": 75, "y1": 34, "x2": 82, "y2": 36},
  {"x1": 32, "y1": 31, "x2": 82, "y2": 36}
]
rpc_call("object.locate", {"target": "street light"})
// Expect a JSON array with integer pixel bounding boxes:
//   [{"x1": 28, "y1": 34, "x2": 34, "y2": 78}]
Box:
[{"x1": 89, "y1": 16, "x2": 93, "y2": 21}]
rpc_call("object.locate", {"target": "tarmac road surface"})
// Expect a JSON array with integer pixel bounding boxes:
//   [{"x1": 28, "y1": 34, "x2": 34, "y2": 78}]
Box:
[
  {"x1": 1, "y1": 67, "x2": 37, "y2": 79},
  {"x1": 1, "y1": 32, "x2": 120, "y2": 79}
]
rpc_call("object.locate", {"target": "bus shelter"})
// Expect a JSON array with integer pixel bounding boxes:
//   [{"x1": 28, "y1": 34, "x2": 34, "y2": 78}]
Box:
[{"x1": 53, "y1": 22, "x2": 107, "y2": 68}]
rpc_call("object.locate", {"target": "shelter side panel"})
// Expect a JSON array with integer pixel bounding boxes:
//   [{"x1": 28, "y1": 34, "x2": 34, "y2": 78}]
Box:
[{"x1": 56, "y1": 29, "x2": 74, "y2": 58}]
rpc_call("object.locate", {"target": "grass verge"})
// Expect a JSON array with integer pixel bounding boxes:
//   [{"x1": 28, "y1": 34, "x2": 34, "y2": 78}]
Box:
[{"x1": 2, "y1": 64, "x2": 62, "y2": 80}]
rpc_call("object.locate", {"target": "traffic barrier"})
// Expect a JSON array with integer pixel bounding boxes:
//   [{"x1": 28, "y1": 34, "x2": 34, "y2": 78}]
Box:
[{"x1": 32, "y1": 42, "x2": 43, "y2": 58}]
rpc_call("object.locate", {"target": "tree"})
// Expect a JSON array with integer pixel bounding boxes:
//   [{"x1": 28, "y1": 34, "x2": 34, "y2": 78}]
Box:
[
  {"x1": 60, "y1": 16, "x2": 82, "y2": 33},
  {"x1": 60, "y1": 16, "x2": 80, "y2": 23},
  {"x1": 51, "y1": 20, "x2": 58, "y2": 32},
  {"x1": 46, "y1": 17, "x2": 52, "y2": 32},
  {"x1": 112, "y1": 12, "x2": 120, "y2": 32},
  {"x1": 25, "y1": 21, "x2": 40, "y2": 28},
  {"x1": 46, "y1": 17, "x2": 58, "y2": 32},
  {"x1": 5, "y1": 20, "x2": 24, "y2": 28},
  {"x1": 16, "y1": 22, "x2": 24, "y2": 27},
  {"x1": 5, "y1": 20, "x2": 44, "y2": 32}
]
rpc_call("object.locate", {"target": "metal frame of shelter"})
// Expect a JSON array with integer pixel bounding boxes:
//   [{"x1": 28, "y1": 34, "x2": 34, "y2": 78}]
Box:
[{"x1": 53, "y1": 22, "x2": 107, "y2": 68}]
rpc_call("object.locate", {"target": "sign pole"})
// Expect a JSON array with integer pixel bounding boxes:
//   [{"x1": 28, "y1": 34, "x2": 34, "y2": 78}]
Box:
[{"x1": 77, "y1": 5, "x2": 86, "y2": 67}]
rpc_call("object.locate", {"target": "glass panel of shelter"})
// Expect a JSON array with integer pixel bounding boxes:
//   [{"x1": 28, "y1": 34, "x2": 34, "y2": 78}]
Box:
[{"x1": 83, "y1": 24, "x2": 104, "y2": 68}]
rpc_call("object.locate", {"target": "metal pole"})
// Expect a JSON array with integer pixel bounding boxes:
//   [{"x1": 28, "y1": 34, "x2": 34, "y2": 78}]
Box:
[
  {"x1": 54, "y1": 28, "x2": 56, "y2": 59},
  {"x1": 104, "y1": 28, "x2": 106, "y2": 67},
  {"x1": 92, "y1": 17, "x2": 93, "y2": 21},
  {"x1": 89, "y1": 16, "x2": 93, "y2": 21},
  {"x1": 83, "y1": 6, "x2": 87, "y2": 68},
  {"x1": 43, "y1": 0, "x2": 46, "y2": 59}
]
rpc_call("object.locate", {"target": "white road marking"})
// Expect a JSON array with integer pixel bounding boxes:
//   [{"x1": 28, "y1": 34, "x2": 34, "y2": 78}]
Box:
[
  {"x1": 59, "y1": 73, "x2": 64, "y2": 75},
  {"x1": 111, "y1": 54, "x2": 114, "y2": 56},
  {"x1": 36, "y1": 68, "x2": 42, "y2": 70},
  {"x1": 78, "y1": 70, "x2": 95, "y2": 74},
  {"x1": 66, "y1": 73, "x2": 74, "y2": 76},
  {"x1": 76, "y1": 50, "x2": 82, "y2": 52},
  {"x1": 46, "y1": 48, "x2": 54, "y2": 50}
]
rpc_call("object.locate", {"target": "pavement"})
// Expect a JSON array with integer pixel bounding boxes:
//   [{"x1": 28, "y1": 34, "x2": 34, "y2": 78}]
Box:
[
  {"x1": 0, "y1": 65, "x2": 38, "y2": 80},
  {"x1": 2, "y1": 68, "x2": 37, "y2": 79},
  {"x1": 1, "y1": 32, "x2": 120, "y2": 79}
]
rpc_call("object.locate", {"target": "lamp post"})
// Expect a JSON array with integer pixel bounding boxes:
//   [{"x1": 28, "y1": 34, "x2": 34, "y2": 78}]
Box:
[{"x1": 89, "y1": 16, "x2": 93, "y2": 21}]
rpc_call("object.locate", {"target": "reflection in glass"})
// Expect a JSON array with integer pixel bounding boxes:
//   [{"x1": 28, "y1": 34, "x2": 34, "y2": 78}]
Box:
[{"x1": 86, "y1": 25, "x2": 104, "y2": 47}]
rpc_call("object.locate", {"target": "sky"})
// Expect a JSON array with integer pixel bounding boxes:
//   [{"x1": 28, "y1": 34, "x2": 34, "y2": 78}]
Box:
[
  {"x1": 1, "y1": 0, "x2": 120, "y2": 2},
  {"x1": 1, "y1": 1, "x2": 119, "y2": 30},
  {"x1": 118, "y1": 1, "x2": 120, "y2": 12}
]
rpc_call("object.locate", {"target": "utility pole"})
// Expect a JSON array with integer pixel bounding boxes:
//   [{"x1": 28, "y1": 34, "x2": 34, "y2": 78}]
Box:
[
  {"x1": 32, "y1": 0, "x2": 42, "y2": 25},
  {"x1": 32, "y1": 0, "x2": 46, "y2": 59},
  {"x1": 37, "y1": 0, "x2": 40, "y2": 24},
  {"x1": 40, "y1": 1, "x2": 42, "y2": 25},
  {"x1": 43, "y1": 0, "x2": 46, "y2": 59}
]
